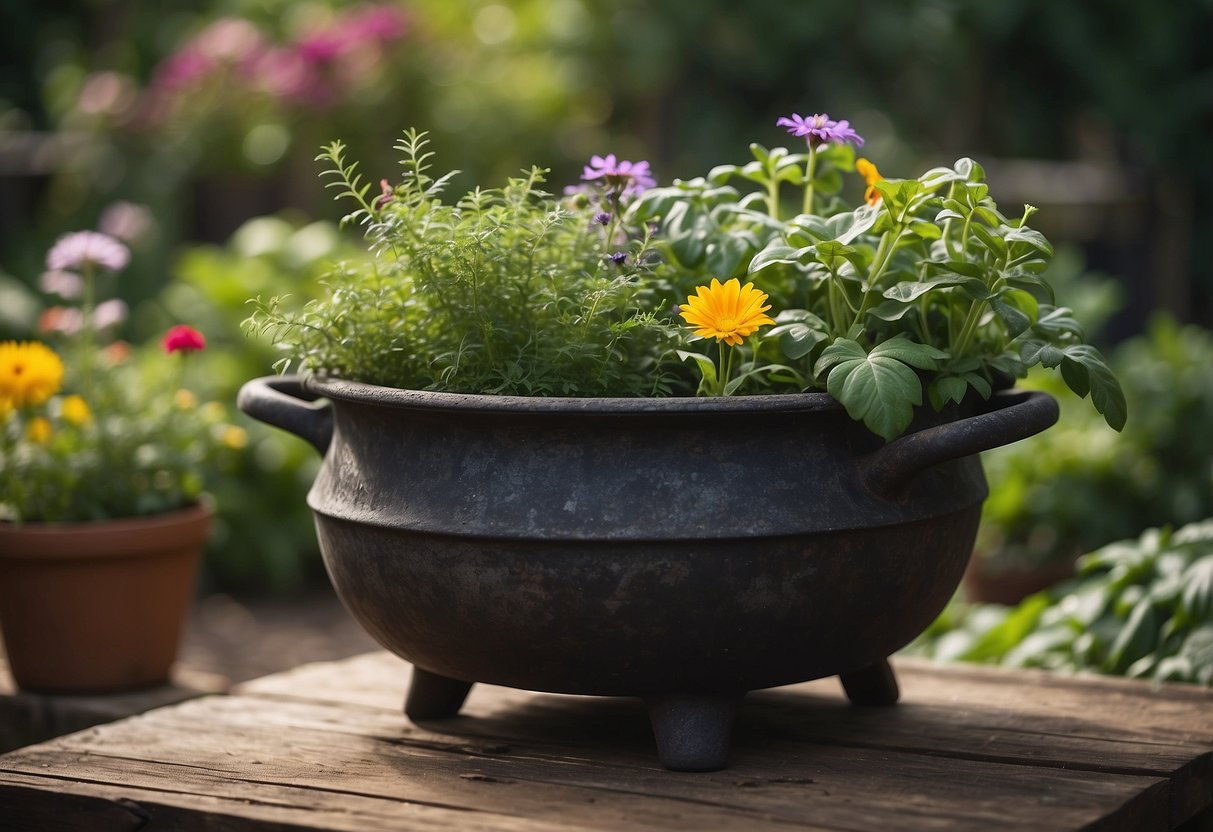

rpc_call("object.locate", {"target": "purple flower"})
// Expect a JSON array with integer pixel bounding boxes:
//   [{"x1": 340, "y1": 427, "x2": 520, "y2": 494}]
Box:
[
  {"x1": 46, "y1": 231, "x2": 130, "y2": 273},
  {"x1": 777, "y1": 113, "x2": 865, "y2": 149},
  {"x1": 581, "y1": 154, "x2": 656, "y2": 195},
  {"x1": 594, "y1": 211, "x2": 611, "y2": 225},
  {"x1": 607, "y1": 251, "x2": 629, "y2": 265}
]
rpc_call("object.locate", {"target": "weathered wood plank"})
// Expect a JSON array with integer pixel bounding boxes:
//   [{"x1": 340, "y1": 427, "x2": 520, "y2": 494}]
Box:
[
  {"x1": 1, "y1": 653, "x2": 1210, "y2": 831},
  {"x1": 239, "y1": 652, "x2": 1213, "y2": 826}
]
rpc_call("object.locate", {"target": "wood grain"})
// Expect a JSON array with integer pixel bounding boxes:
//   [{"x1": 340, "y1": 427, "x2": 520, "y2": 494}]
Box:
[{"x1": 1, "y1": 653, "x2": 1210, "y2": 831}]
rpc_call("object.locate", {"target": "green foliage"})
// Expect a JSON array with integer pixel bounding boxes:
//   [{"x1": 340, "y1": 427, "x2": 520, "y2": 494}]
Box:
[
  {"x1": 909, "y1": 520, "x2": 1213, "y2": 686},
  {"x1": 633, "y1": 147, "x2": 1124, "y2": 440},
  {"x1": 248, "y1": 131, "x2": 681, "y2": 397},
  {"x1": 979, "y1": 315, "x2": 1213, "y2": 572}
]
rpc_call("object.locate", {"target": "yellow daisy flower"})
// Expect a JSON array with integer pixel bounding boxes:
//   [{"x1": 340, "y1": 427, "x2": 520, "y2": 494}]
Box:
[
  {"x1": 221, "y1": 425, "x2": 249, "y2": 450},
  {"x1": 61, "y1": 394, "x2": 92, "y2": 426},
  {"x1": 856, "y1": 157, "x2": 883, "y2": 206},
  {"x1": 679, "y1": 278, "x2": 775, "y2": 347},
  {"x1": 0, "y1": 341, "x2": 64, "y2": 411}
]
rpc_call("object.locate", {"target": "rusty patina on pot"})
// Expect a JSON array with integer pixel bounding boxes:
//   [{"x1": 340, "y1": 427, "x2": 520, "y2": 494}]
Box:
[{"x1": 239, "y1": 376, "x2": 1057, "y2": 770}]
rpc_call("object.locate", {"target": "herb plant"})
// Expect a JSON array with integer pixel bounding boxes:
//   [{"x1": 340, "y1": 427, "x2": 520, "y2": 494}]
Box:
[
  {"x1": 250, "y1": 116, "x2": 1125, "y2": 443},
  {"x1": 249, "y1": 131, "x2": 680, "y2": 397},
  {"x1": 631, "y1": 112, "x2": 1127, "y2": 440}
]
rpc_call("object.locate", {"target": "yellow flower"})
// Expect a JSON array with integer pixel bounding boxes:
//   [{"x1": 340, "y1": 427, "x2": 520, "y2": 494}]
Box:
[
  {"x1": 856, "y1": 158, "x2": 883, "y2": 206},
  {"x1": 61, "y1": 394, "x2": 92, "y2": 426},
  {"x1": 679, "y1": 278, "x2": 776, "y2": 347},
  {"x1": 221, "y1": 425, "x2": 248, "y2": 450},
  {"x1": 26, "y1": 416, "x2": 53, "y2": 444},
  {"x1": 0, "y1": 341, "x2": 64, "y2": 411},
  {"x1": 174, "y1": 389, "x2": 198, "y2": 410}
]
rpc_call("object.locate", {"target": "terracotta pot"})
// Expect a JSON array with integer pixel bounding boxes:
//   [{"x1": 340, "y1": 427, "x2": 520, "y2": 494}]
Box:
[{"x1": 0, "y1": 503, "x2": 212, "y2": 694}]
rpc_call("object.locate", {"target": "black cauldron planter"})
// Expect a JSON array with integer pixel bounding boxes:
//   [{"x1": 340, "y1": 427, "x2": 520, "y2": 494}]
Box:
[{"x1": 238, "y1": 375, "x2": 1058, "y2": 771}]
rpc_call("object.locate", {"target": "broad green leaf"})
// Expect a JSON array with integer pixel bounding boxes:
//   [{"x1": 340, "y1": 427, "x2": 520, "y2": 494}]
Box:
[
  {"x1": 929, "y1": 375, "x2": 968, "y2": 409},
  {"x1": 909, "y1": 221, "x2": 943, "y2": 240},
  {"x1": 707, "y1": 163, "x2": 741, "y2": 185},
  {"x1": 704, "y1": 235, "x2": 750, "y2": 278},
  {"x1": 748, "y1": 142, "x2": 770, "y2": 164},
  {"x1": 1181, "y1": 555, "x2": 1213, "y2": 623},
  {"x1": 814, "y1": 335, "x2": 945, "y2": 440},
  {"x1": 1105, "y1": 598, "x2": 1160, "y2": 673},
  {"x1": 1019, "y1": 339, "x2": 1065, "y2": 368},
  {"x1": 883, "y1": 275, "x2": 976, "y2": 303},
  {"x1": 749, "y1": 244, "x2": 801, "y2": 273},
  {"x1": 1006, "y1": 225, "x2": 1055, "y2": 256},
  {"x1": 1059, "y1": 343, "x2": 1127, "y2": 431}
]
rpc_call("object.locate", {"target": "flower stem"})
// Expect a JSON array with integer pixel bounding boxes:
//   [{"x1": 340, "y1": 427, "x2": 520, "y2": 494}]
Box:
[
  {"x1": 802, "y1": 144, "x2": 818, "y2": 216},
  {"x1": 80, "y1": 262, "x2": 95, "y2": 403},
  {"x1": 766, "y1": 176, "x2": 781, "y2": 220}
]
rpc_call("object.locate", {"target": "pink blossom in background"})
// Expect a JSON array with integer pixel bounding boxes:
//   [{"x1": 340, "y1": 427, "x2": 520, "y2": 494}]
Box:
[
  {"x1": 162, "y1": 325, "x2": 207, "y2": 354},
  {"x1": 99, "y1": 201, "x2": 154, "y2": 244},
  {"x1": 46, "y1": 232, "x2": 130, "y2": 273},
  {"x1": 39, "y1": 307, "x2": 84, "y2": 336},
  {"x1": 92, "y1": 299, "x2": 129, "y2": 331},
  {"x1": 39, "y1": 270, "x2": 85, "y2": 300},
  {"x1": 344, "y1": 4, "x2": 410, "y2": 44}
]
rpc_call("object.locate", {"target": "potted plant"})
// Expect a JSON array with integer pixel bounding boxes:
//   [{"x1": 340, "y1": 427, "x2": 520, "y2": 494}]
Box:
[
  {"x1": 0, "y1": 231, "x2": 241, "y2": 693},
  {"x1": 239, "y1": 116, "x2": 1124, "y2": 770}
]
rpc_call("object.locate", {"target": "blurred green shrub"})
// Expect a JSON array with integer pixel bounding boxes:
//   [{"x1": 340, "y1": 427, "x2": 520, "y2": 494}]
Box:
[
  {"x1": 154, "y1": 216, "x2": 372, "y2": 593},
  {"x1": 911, "y1": 520, "x2": 1213, "y2": 686},
  {"x1": 977, "y1": 314, "x2": 1213, "y2": 574}
]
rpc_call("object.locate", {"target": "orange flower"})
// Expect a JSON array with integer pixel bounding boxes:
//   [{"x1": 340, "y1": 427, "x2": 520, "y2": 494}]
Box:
[
  {"x1": 856, "y1": 157, "x2": 883, "y2": 206},
  {"x1": 679, "y1": 278, "x2": 775, "y2": 347}
]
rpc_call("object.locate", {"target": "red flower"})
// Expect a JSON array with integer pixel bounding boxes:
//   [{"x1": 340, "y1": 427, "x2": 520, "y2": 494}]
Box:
[{"x1": 163, "y1": 325, "x2": 206, "y2": 354}]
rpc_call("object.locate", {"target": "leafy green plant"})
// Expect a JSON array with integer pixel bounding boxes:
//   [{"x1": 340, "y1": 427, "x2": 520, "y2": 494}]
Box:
[
  {"x1": 910, "y1": 520, "x2": 1213, "y2": 686},
  {"x1": 632, "y1": 127, "x2": 1126, "y2": 440},
  {"x1": 0, "y1": 231, "x2": 241, "y2": 523},
  {"x1": 978, "y1": 315, "x2": 1213, "y2": 573},
  {"x1": 248, "y1": 130, "x2": 681, "y2": 397}
]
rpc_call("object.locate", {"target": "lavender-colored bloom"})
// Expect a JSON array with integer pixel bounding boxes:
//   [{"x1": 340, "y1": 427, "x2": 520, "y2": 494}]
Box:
[
  {"x1": 92, "y1": 299, "x2": 129, "y2": 331},
  {"x1": 594, "y1": 211, "x2": 611, "y2": 225},
  {"x1": 99, "y1": 201, "x2": 154, "y2": 243},
  {"x1": 776, "y1": 113, "x2": 865, "y2": 149},
  {"x1": 607, "y1": 251, "x2": 629, "y2": 265},
  {"x1": 46, "y1": 231, "x2": 130, "y2": 273},
  {"x1": 581, "y1": 154, "x2": 656, "y2": 195},
  {"x1": 39, "y1": 270, "x2": 85, "y2": 300}
]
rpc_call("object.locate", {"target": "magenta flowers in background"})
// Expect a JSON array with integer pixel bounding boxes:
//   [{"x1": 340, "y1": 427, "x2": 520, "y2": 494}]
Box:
[
  {"x1": 163, "y1": 325, "x2": 207, "y2": 354},
  {"x1": 777, "y1": 113, "x2": 865, "y2": 149}
]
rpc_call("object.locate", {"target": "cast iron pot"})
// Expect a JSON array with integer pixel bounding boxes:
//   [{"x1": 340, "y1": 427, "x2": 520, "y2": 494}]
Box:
[{"x1": 239, "y1": 375, "x2": 1058, "y2": 770}]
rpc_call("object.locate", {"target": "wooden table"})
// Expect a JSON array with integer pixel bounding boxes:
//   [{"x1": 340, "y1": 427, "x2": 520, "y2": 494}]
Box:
[{"x1": 1, "y1": 652, "x2": 1211, "y2": 831}]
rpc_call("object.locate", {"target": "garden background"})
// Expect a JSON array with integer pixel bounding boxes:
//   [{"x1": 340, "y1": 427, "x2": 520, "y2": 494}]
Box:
[{"x1": 1, "y1": 0, "x2": 1211, "y2": 656}]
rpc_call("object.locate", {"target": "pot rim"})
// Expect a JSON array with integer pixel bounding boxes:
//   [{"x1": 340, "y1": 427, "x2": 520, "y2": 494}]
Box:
[
  {"x1": 0, "y1": 501, "x2": 214, "y2": 559},
  {"x1": 305, "y1": 375, "x2": 844, "y2": 415}
]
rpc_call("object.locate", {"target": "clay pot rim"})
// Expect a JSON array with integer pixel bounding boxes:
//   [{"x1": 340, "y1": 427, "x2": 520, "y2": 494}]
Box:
[{"x1": 0, "y1": 501, "x2": 214, "y2": 560}]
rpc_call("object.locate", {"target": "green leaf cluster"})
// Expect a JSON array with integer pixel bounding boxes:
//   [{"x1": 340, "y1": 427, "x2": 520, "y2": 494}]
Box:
[
  {"x1": 909, "y1": 520, "x2": 1213, "y2": 686},
  {"x1": 247, "y1": 131, "x2": 680, "y2": 397},
  {"x1": 636, "y1": 146, "x2": 1126, "y2": 440}
]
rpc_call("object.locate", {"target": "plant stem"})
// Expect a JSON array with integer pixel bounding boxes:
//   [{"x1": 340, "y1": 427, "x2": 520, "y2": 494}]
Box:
[
  {"x1": 80, "y1": 262, "x2": 95, "y2": 404},
  {"x1": 851, "y1": 227, "x2": 901, "y2": 330},
  {"x1": 767, "y1": 176, "x2": 781, "y2": 220},
  {"x1": 802, "y1": 145, "x2": 818, "y2": 216}
]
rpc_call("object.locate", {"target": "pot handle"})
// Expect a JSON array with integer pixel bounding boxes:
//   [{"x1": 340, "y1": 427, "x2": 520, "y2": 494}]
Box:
[
  {"x1": 237, "y1": 375, "x2": 333, "y2": 455},
  {"x1": 860, "y1": 389, "x2": 1058, "y2": 501}
]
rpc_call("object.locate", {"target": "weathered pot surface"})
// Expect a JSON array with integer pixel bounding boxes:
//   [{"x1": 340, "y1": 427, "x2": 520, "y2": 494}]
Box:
[{"x1": 239, "y1": 375, "x2": 1058, "y2": 770}]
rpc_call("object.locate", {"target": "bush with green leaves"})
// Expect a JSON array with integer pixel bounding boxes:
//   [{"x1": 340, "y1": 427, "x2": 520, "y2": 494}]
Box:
[
  {"x1": 248, "y1": 131, "x2": 681, "y2": 397},
  {"x1": 632, "y1": 141, "x2": 1126, "y2": 440},
  {"x1": 978, "y1": 315, "x2": 1213, "y2": 573},
  {"x1": 910, "y1": 520, "x2": 1213, "y2": 686}
]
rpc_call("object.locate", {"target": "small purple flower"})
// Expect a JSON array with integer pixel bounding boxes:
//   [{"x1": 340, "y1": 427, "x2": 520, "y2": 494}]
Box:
[
  {"x1": 777, "y1": 112, "x2": 865, "y2": 149},
  {"x1": 46, "y1": 231, "x2": 130, "y2": 273},
  {"x1": 606, "y1": 251, "x2": 629, "y2": 266},
  {"x1": 581, "y1": 154, "x2": 656, "y2": 195},
  {"x1": 594, "y1": 211, "x2": 611, "y2": 226}
]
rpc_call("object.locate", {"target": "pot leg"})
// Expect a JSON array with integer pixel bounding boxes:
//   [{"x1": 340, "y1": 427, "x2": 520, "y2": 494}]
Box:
[
  {"x1": 404, "y1": 666, "x2": 473, "y2": 720},
  {"x1": 839, "y1": 658, "x2": 899, "y2": 706},
  {"x1": 645, "y1": 694, "x2": 741, "y2": 772}
]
